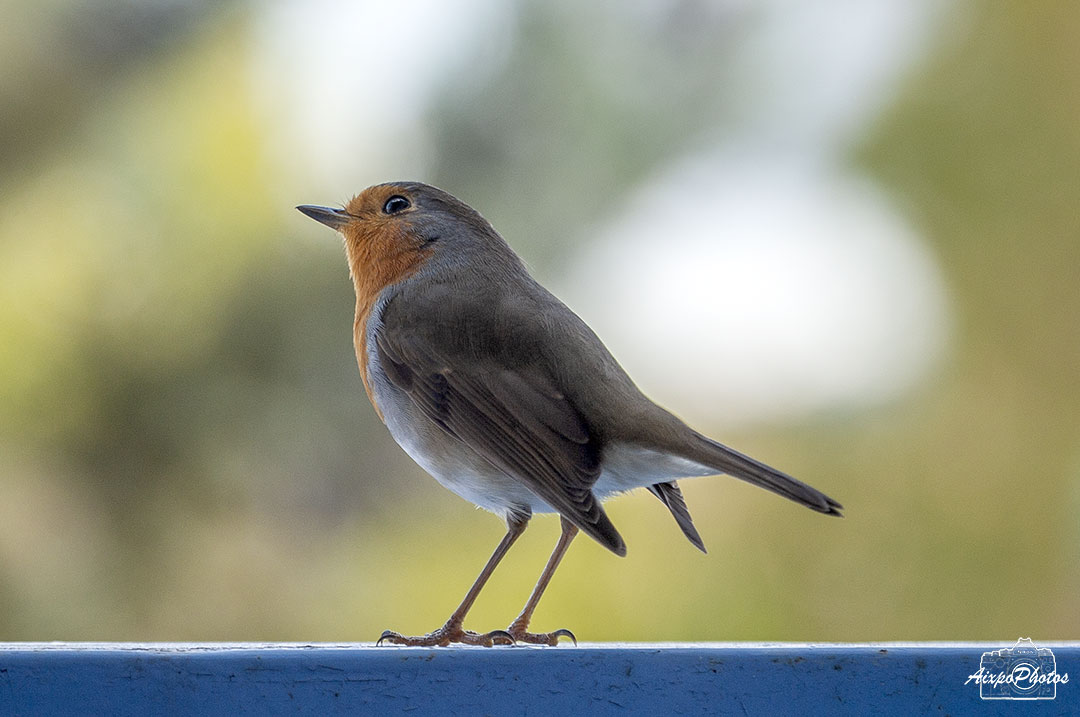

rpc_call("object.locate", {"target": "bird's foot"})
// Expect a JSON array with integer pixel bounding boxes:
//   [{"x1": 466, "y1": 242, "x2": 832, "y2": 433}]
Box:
[
  {"x1": 506, "y1": 622, "x2": 577, "y2": 646},
  {"x1": 376, "y1": 620, "x2": 515, "y2": 647}
]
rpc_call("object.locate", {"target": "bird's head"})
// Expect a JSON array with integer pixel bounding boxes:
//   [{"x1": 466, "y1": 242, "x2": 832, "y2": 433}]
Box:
[{"x1": 298, "y1": 182, "x2": 505, "y2": 296}]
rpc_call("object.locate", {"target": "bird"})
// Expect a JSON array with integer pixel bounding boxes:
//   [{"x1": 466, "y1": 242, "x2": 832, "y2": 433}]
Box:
[{"x1": 297, "y1": 182, "x2": 842, "y2": 647}]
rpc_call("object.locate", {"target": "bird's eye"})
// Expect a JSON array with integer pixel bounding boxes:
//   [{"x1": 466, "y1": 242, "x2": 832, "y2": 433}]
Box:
[{"x1": 383, "y1": 195, "x2": 411, "y2": 214}]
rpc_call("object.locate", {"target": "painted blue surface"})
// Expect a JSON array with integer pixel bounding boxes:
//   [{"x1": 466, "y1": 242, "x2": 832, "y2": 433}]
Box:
[{"x1": 0, "y1": 643, "x2": 1077, "y2": 715}]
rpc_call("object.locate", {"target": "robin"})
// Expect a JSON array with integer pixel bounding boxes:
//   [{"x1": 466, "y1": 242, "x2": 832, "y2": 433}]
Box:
[{"x1": 298, "y1": 182, "x2": 841, "y2": 647}]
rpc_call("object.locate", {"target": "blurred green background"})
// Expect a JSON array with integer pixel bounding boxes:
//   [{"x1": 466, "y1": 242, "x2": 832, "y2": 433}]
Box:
[{"x1": 1, "y1": 0, "x2": 1077, "y2": 643}]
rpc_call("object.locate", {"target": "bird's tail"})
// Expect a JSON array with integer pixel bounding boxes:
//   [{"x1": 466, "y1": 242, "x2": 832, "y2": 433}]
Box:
[{"x1": 684, "y1": 432, "x2": 843, "y2": 516}]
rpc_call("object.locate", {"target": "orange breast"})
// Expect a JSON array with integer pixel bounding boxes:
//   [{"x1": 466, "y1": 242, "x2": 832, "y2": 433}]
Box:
[{"x1": 345, "y1": 221, "x2": 432, "y2": 422}]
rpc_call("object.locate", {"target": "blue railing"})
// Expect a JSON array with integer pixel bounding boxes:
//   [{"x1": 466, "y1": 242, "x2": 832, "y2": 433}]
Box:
[{"x1": 1, "y1": 643, "x2": 1076, "y2": 715}]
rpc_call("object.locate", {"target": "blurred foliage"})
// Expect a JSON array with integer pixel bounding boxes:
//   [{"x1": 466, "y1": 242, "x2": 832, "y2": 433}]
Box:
[
  {"x1": 430, "y1": 2, "x2": 747, "y2": 269},
  {"x1": 0, "y1": 0, "x2": 1077, "y2": 643}
]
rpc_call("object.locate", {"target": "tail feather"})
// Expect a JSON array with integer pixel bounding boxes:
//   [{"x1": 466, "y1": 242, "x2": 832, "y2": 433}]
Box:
[
  {"x1": 648, "y1": 481, "x2": 707, "y2": 553},
  {"x1": 690, "y1": 433, "x2": 843, "y2": 516}
]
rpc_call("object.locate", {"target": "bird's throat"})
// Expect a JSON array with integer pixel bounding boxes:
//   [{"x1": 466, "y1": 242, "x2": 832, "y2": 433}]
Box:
[{"x1": 345, "y1": 224, "x2": 432, "y2": 421}]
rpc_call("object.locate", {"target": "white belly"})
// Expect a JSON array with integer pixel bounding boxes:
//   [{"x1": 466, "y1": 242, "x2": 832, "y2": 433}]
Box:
[{"x1": 593, "y1": 443, "x2": 716, "y2": 499}]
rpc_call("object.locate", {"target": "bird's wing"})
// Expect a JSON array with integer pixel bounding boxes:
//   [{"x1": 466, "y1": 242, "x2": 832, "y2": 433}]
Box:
[{"x1": 375, "y1": 329, "x2": 626, "y2": 556}]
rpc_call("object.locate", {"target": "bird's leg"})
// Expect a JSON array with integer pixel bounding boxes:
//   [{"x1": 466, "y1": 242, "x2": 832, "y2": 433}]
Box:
[
  {"x1": 377, "y1": 513, "x2": 528, "y2": 647},
  {"x1": 506, "y1": 517, "x2": 579, "y2": 646}
]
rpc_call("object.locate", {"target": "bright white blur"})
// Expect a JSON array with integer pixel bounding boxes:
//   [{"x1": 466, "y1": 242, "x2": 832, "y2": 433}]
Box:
[{"x1": 560, "y1": 153, "x2": 949, "y2": 426}]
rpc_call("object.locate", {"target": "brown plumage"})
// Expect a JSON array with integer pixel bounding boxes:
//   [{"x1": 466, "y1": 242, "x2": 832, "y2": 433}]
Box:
[{"x1": 339, "y1": 186, "x2": 435, "y2": 414}]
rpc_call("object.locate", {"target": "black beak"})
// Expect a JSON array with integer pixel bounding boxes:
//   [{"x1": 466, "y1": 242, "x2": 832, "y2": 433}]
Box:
[{"x1": 296, "y1": 205, "x2": 352, "y2": 229}]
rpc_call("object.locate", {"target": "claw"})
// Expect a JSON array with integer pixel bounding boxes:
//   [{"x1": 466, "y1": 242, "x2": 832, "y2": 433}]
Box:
[
  {"x1": 505, "y1": 626, "x2": 578, "y2": 646},
  {"x1": 485, "y1": 629, "x2": 516, "y2": 646},
  {"x1": 376, "y1": 629, "x2": 404, "y2": 646},
  {"x1": 550, "y1": 628, "x2": 577, "y2": 646}
]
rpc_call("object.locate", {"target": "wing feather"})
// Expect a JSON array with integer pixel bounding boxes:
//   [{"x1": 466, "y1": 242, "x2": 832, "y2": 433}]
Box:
[{"x1": 376, "y1": 330, "x2": 626, "y2": 555}]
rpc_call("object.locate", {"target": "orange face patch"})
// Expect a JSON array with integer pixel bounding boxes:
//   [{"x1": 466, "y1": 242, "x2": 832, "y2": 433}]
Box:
[{"x1": 340, "y1": 186, "x2": 433, "y2": 419}]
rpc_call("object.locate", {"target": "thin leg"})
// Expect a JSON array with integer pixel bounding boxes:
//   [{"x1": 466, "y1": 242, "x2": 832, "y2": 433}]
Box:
[
  {"x1": 507, "y1": 517, "x2": 579, "y2": 645},
  {"x1": 377, "y1": 513, "x2": 528, "y2": 647}
]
